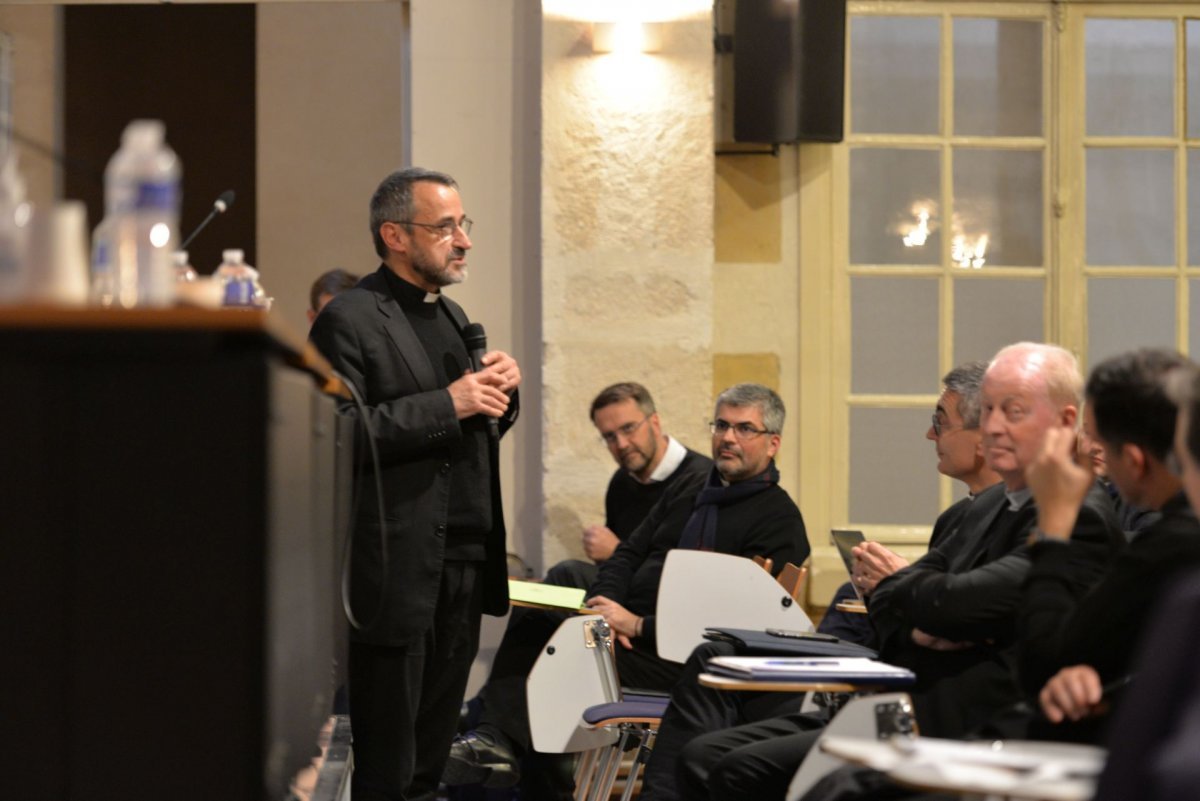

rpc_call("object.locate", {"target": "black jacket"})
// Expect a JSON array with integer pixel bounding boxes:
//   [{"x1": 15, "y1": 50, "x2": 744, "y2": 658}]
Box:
[
  {"x1": 603, "y1": 447, "x2": 713, "y2": 541},
  {"x1": 310, "y1": 266, "x2": 516, "y2": 646},
  {"x1": 869, "y1": 481, "x2": 1121, "y2": 737},
  {"x1": 587, "y1": 467, "x2": 810, "y2": 648},
  {"x1": 1019, "y1": 491, "x2": 1200, "y2": 703}
]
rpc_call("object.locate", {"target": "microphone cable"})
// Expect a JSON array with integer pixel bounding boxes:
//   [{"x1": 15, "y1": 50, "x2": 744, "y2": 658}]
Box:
[{"x1": 331, "y1": 368, "x2": 389, "y2": 633}]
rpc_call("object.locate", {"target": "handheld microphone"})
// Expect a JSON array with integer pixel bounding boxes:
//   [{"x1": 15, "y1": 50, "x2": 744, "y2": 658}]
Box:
[
  {"x1": 180, "y1": 189, "x2": 236, "y2": 250},
  {"x1": 462, "y1": 322, "x2": 500, "y2": 440}
]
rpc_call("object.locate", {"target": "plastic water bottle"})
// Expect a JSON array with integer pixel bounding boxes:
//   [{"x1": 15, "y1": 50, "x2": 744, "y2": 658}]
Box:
[
  {"x1": 214, "y1": 248, "x2": 266, "y2": 308},
  {"x1": 102, "y1": 120, "x2": 181, "y2": 307},
  {"x1": 90, "y1": 216, "x2": 115, "y2": 305},
  {"x1": 0, "y1": 152, "x2": 31, "y2": 303},
  {"x1": 172, "y1": 250, "x2": 197, "y2": 283}
]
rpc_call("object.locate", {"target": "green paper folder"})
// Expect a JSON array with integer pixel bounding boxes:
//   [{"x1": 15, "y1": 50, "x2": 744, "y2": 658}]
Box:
[{"x1": 507, "y1": 579, "x2": 589, "y2": 611}]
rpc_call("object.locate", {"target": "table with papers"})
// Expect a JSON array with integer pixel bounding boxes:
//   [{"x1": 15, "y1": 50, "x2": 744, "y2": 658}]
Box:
[
  {"x1": 698, "y1": 656, "x2": 916, "y2": 693},
  {"x1": 818, "y1": 734, "x2": 1105, "y2": 801}
]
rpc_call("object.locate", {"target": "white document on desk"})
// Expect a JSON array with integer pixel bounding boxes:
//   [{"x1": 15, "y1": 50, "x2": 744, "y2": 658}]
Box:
[{"x1": 705, "y1": 656, "x2": 916, "y2": 685}]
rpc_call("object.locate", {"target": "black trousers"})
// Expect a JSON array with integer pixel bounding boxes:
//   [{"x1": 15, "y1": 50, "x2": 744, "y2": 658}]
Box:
[
  {"x1": 639, "y1": 641, "x2": 806, "y2": 801},
  {"x1": 349, "y1": 560, "x2": 484, "y2": 801},
  {"x1": 678, "y1": 714, "x2": 825, "y2": 801},
  {"x1": 543, "y1": 558, "x2": 599, "y2": 590}
]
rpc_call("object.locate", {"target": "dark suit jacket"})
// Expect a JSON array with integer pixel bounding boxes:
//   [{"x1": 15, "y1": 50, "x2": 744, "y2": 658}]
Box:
[
  {"x1": 868, "y1": 481, "x2": 1122, "y2": 737},
  {"x1": 309, "y1": 266, "x2": 515, "y2": 646},
  {"x1": 1019, "y1": 492, "x2": 1200, "y2": 728},
  {"x1": 1094, "y1": 568, "x2": 1200, "y2": 801}
]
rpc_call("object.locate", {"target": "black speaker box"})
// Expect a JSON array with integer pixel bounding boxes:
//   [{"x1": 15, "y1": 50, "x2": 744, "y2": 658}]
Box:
[{"x1": 733, "y1": 0, "x2": 847, "y2": 144}]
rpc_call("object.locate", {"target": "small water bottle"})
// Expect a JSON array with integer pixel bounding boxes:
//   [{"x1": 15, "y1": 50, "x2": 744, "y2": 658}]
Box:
[
  {"x1": 0, "y1": 152, "x2": 31, "y2": 303},
  {"x1": 214, "y1": 248, "x2": 265, "y2": 308},
  {"x1": 90, "y1": 216, "x2": 115, "y2": 305},
  {"x1": 172, "y1": 250, "x2": 197, "y2": 283}
]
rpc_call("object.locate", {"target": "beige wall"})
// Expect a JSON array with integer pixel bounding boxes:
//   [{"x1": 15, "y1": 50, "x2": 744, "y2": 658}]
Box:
[
  {"x1": 712, "y1": 148, "x2": 803, "y2": 507},
  {"x1": 407, "y1": 0, "x2": 543, "y2": 565},
  {"x1": 540, "y1": 11, "x2": 715, "y2": 569},
  {"x1": 257, "y1": 2, "x2": 407, "y2": 336},
  {"x1": 0, "y1": 5, "x2": 60, "y2": 207}
]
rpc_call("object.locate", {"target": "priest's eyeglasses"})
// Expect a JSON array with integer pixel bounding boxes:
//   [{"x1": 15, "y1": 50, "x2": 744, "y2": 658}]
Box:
[{"x1": 398, "y1": 217, "x2": 474, "y2": 239}]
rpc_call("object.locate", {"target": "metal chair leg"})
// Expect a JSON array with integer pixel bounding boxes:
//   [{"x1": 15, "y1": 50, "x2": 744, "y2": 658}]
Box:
[
  {"x1": 587, "y1": 728, "x2": 631, "y2": 801},
  {"x1": 616, "y1": 728, "x2": 655, "y2": 801},
  {"x1": 574, "y1": 748, "x2": 600, "y2": 801}
]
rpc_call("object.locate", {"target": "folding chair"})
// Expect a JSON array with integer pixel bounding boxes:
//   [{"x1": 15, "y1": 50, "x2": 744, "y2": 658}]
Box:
[{"x1": 785, "y1": 692, "x2": 918, "y2": 801}]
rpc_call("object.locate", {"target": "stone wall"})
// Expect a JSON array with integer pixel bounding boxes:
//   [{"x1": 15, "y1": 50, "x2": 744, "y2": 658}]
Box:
[{"x1": 540, "y1": 11, "x2": 714, "y2": 569}]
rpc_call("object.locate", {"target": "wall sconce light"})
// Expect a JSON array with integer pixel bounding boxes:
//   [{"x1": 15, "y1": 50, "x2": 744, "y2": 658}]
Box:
[{"x1": 592, "y1": 21, "x2": 663, "y2": 53}]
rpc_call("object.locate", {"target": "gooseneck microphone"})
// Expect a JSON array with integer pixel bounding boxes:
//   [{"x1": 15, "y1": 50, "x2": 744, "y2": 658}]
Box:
[
  {"x1": 461, "y1": 322, "x2": 500, "y2": 441},
  {"x1": 180, "y1": 189, "x2": 236, "y2": 250}
]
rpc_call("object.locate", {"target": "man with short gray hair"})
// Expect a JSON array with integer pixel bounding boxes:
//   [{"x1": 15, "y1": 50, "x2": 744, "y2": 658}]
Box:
[
  {"x1": 443, "y1": 384, "x2": 810, "y2": 796},
  {"x1": 667, "y1": 345, "x2": 1124, "y2": 801}
]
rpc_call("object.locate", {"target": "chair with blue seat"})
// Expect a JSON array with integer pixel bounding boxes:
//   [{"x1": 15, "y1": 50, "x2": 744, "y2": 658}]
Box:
[
  {"x1": 526, "y1": 614, "x2": 668, "y2": 801},
  {"x1": 526, "y1": 553, "x2": 811, "y2": 800},
  {"x1": 574, "y1": 693, "x2": 669, "y2": 801}
]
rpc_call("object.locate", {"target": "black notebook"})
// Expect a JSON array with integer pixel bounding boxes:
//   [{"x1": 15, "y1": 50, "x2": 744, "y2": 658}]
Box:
[{"x1": 703, "y1": 627, "x2": 878, "y2": 660}]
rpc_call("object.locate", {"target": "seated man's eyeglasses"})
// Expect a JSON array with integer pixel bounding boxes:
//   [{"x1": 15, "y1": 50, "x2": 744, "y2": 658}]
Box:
[
  {"x1": 709, "y1": 420, "x2": 772, "y2": 440},
  {"x1": 599, "y1": 416, "x2": 650, "y2": 445},
  {"x1": 397, "y1": 217, "x2": 474, "y2": 239},
  {"x1": 930, "y1": 412, "x2": 962, "y2": 437}
]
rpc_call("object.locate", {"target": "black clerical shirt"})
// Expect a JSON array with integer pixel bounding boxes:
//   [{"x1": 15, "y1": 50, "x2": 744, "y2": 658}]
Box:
[{"x1": 383, "y1": 269, "x2": 491, "y2": 559}]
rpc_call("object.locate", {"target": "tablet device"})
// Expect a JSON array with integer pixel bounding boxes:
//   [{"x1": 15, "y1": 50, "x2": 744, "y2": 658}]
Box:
[{"x1": 831, "y1": 529, "x2": 866, "y2": 600}]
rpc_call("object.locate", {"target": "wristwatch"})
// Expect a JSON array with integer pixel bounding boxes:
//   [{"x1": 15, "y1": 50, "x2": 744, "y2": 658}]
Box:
[{"x1": 1028, "y1": 527, "x2": 1069, "y2": 546}]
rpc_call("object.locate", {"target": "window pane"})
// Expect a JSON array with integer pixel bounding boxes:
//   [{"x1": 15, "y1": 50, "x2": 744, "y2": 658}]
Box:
[
  {"x1": 1190, "y1": 21, "x2": 1200, "y2": 138},
  {"x1": 953, "y1": 149, "x2": 1043, "y2": 267},
  {"x1": 1086, "y1": 149, "x2": 1174, "y2": 266},
  {"x1": 954, "y1": 19, "x2": 1042, "y2": 137},
  {"x1": 1087, "y1": 278, "x2": 1175, "y2": 368},
  {"x1": 851, "y1": 277, "x2": 939, "y2": 394},
  {"x1": 1086, "y1": 19, "x2": 1175, "y2": 137},
  {"x1": 954, "y1": 279, "x2": 1044, "y2": 364},
  {"x1": 1190, "y1": 149, "x2": 1200, "y2": 265},
  {"x1": 851, "y1": 16, "x2": 939, "y2": 134},
  {"x1": 850, "y1": 408, "x2": 940, "y2": 525},
  {"x1": 1189, "y1": 280, "x2": 1200, "y2": 357},
  {"x1": 850, "y1": 148, "x2": 940, "y2": 265}
]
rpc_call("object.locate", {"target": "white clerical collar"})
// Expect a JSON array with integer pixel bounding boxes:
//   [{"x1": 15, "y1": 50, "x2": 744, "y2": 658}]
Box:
[
  {"x1": 423, "y1": 292, "x2": 440, "y2": 304},
  {"x1": 643, "y1": 436, "x2": 687, "y2": 484},
  {"x1": 1006, "y1": 486, "x2": 1033, "y2": 511}
]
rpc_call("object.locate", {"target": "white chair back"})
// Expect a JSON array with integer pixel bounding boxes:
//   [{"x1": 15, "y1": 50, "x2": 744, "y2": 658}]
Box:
[{"x1": 656, "y1": 550, "x2": 814, "y2": 663}]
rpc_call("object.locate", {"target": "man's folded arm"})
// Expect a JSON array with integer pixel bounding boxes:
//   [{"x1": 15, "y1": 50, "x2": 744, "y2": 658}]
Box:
[
  {"x1": 880, "y1": 550, "x2": 1032, "y2": 643},
  {"x1": 867, "y1": 545, "x2": 950, "y2": 646}
]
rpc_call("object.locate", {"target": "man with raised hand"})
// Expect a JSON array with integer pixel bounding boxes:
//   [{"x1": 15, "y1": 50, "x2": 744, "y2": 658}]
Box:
[{"x1": 1023, "y1": 348, "x2": 1200, "y2": 742}]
